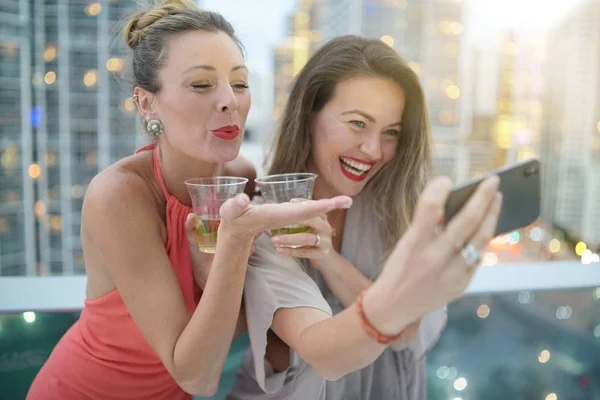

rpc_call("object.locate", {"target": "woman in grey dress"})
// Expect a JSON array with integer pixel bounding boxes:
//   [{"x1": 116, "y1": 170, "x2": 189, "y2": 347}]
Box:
[{"x1": 228, "y1": 36, "x2": 502, "y2": 400}]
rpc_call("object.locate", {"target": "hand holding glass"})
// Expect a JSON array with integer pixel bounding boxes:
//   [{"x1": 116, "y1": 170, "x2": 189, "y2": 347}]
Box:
[
  {"x1": 255, "y1": 173, "x2": 317, "y2": 248},
  {"x1": 185, "y1": 177, "x2": 248, "y2": 253}
]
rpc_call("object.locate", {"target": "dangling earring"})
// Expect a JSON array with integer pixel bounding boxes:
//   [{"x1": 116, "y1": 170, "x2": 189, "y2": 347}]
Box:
[{"x1": 146, "y1": 119, "x2": 164, "y2": 136}]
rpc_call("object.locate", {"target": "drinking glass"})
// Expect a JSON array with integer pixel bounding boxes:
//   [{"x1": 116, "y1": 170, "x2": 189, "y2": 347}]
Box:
[
  {"x1": 184, "y1": 177, "x2": 248, "y2": 253},
  {"x1": 255, "y1": 173, "x2": 317, "y2": 248}
]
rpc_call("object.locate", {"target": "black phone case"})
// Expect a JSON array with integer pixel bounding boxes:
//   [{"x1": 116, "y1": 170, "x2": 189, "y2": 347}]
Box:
[{"x1": 444, "y1": 158, "x2": 541, "y2": 237}]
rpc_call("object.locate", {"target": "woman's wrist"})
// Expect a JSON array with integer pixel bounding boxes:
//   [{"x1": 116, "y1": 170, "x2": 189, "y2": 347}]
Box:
[
  {"x1": 360, "y1": 282, "x2": 412, "y2": 336},
  {"x1": 313, "y1": 251, "x2": 342, "y2": 273},
  {"x1": 356, "y1": 290, "x2": 407, "y2": 344},
  {"x1": 211, "y1": 227, "x2": 255, "y2": 269},
  {"x1": 218, "y1": 222, "x2": 255, "y2": 245}
]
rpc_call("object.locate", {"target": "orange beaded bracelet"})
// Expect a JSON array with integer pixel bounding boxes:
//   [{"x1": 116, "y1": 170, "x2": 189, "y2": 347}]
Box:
[{"x1": 356, "y1": 290, "x2": 406, "y2": 345}]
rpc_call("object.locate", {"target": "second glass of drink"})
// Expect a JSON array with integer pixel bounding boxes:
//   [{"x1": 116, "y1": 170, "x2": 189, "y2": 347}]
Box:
[{"x1": 255, "y1": 172, "x2": 317, "y2": 248}]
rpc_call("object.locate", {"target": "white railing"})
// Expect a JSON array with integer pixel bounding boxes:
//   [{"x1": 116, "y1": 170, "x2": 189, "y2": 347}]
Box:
[{"x1": 0, "y1": 261, "x2": 598, "y2": 313}]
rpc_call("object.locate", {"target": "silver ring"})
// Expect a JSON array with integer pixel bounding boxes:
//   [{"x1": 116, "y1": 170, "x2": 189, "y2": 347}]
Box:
[
  {"x1": 460, "y1": 244, "x2": 481, "y2": 266},
  {"x1": 314, "y1": 233, "x2": 321, "y2": 247}
]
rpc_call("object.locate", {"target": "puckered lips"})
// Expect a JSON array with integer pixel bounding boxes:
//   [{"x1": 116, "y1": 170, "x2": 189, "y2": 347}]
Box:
[{"x1": 210, "y1": 124, "x2": 240, "y2": 140}]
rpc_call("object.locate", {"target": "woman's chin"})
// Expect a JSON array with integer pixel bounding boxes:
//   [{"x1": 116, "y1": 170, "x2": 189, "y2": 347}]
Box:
[
  {"x1": 340, "y1": 186, "x2": 363, "y2": 198},
  {"x1": 188, "y1": 145, "x2": 241, "y2": 164}
]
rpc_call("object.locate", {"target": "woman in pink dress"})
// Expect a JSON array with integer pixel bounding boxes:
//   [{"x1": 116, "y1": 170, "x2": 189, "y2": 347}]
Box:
[{"x1": 26, "y1": 1, "x2": 351, "y2": 399}]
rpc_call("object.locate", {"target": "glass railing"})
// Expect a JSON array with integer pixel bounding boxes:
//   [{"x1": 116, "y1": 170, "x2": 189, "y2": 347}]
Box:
[
  {"x1": 427, "y1": 288, "x2": 600, "y2": 400},
  {"x1": 0, "y1": 310, "x2": 249, "y2": 400},
  {"x1": 1, "y1": 261, "x2": 599, "y2": 399},
  {"x1": 0, "y1": 311, "x2": 80, "y2": 399}
]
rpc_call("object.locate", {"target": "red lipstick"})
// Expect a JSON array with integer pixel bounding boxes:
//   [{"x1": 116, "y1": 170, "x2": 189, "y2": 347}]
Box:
[
  {"x1": 342, "y1": 156, "x2": 375, "y2": 166},
  {"x1": 211, "y1": 125, "x2": 240, "y2": 140},
  {"x1": 339, "y1": 156, "x2": 375, "y2": 182}
]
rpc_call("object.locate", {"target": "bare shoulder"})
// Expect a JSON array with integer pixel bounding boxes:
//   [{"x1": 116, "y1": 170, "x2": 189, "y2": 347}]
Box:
[
  {"x1": 82, "y1": 152, "x2": 163, "y2": 238},
  {"x1": 85, "y1": 155, "x2": 153, "y2": 208}
]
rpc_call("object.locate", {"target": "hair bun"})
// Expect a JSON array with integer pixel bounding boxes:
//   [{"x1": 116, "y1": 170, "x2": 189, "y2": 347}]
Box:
[{"x1": 124, "y1": 0, "x2": 199, "y2": 49}]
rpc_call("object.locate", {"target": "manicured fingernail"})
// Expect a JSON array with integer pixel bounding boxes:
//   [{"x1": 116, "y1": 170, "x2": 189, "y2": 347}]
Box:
[
  {"x1": 271, "y1": 236, "x2": 281, "y2": 244},
  {"x1": 276, "y1": 248, "x2": 288, "y2": 255}
]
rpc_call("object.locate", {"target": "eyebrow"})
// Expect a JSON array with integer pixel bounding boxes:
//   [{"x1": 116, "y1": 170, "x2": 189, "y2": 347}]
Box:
[
  {"x1": 183, "y1": 65, "x2": 248, "y2": 73},
  {"x1": 232, "y1": 65, "x2": 248, "y2": 72},
  {"x1": 341, "y1": 109, "x2": 402, "y2": 127}
]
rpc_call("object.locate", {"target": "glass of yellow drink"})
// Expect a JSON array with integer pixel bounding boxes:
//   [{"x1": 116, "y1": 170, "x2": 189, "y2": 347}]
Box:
[
  {"x1": 184, "y1": 177, "x2": 248, "y2": 253},
  {"x1": 254, "y1": 173, "x2": 317, "y2": 248}
]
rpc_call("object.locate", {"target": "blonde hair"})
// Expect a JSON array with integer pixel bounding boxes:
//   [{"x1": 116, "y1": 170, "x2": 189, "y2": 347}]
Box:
[
  {"x1": 123, "y1": 0, "x2": 243, "y2": 93},
  {"x1": 266, "y1": 36, "x2": 432, "y2": 254}
]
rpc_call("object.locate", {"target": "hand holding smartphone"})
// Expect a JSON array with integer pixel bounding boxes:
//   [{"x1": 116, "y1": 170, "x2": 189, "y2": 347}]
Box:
[{"x1": 444, "y1": 158, "x2": 541, "y2": 237}]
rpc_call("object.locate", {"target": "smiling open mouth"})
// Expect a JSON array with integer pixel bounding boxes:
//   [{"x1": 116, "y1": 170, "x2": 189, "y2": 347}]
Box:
[{"x1": 339, "y1": 156, "x2": 373, "y2": 181}]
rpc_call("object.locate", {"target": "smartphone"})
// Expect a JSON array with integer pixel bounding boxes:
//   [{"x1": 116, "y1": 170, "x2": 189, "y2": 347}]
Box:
[{"x1": 444, "y1": 158, "x2": 541, "y2": 237}]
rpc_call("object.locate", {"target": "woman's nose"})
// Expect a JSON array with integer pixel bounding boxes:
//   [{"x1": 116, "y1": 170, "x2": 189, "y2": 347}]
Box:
[
  {"x1": 359, "y1": 133, "x2": 382, "y2": 161},
  {"x1": 216, "y1": 85, "x2": 238, "y2": 114}
]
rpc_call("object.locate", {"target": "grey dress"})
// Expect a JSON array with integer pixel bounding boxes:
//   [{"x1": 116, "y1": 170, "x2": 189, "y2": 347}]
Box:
[{"x1": 228, "y1": 195, "x2": 447, "y2": 400}]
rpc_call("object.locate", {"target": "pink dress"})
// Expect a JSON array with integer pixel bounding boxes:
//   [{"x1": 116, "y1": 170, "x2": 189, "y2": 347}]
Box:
[{"x1": 27, "y1": 143, "x2": 201, "y2": 399}]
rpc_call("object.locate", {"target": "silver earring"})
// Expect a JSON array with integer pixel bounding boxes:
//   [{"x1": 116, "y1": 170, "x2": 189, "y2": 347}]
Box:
[{"x1": 146, "y1": 119, "x2": 164, "y2": 136}]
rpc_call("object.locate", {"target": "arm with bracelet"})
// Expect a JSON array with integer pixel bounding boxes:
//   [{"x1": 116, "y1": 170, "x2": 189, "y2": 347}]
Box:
[{"x1": 229, "y1": 175, "x2": 501, "y2": 399}]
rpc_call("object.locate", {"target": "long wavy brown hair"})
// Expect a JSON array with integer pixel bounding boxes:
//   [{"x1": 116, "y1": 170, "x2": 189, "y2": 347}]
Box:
[{"x1": 265, "y1": 35, "x2": 432, "y2": 253}]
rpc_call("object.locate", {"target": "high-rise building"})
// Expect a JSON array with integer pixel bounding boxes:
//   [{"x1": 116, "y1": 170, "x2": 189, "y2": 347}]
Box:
[
  {"x1": 0, "y1": 0, "x2": 139, "y2": 277},
  {"x1": 0, "y1": 0, "x2": 34, "y2": 276},
  {"x1": 319, "y1": 0, "x2": 469, "y2": 181},
  {"x1": 467, "y1": 113, "x2": 495, "y2": 177},
  {"x1": 466, "y1": 41, "x2": 498, "y2": 178},
  {"x1": 320, "y1": 0, "x2": 363, "y2": 39},
  {"x1": 540, "y1": 0, "x2": 600, "y2": 249},
  {"x1": 245, "y1": 70, "x2": 271, "y2": 142},
  {"x1": 492, "y1": 31, "x2": 544, "y2": 166},
  {"x1": 272, "y1": 43, "x2": 294, "y2": 123},
  {"x1": 272, "y1": 0, "x2": 321, "y2": 122},
  {"x1": 468, "y1": 31, "x2": 545, "y2": 178}
]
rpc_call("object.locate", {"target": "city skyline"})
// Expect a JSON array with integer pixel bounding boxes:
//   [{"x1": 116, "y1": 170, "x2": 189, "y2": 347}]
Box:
[
  {"x1": 0, "y1": 0, "x2": 140, "y2": 277},
  {"x1": 1, "y1": 0, "x2": 599, "y2": 278},
  {"x1": 0, "y1": 6, "x2": 598, "y2": 400},
  {"x1": 539, "y1": 0, "x2": 600, "y2": 251},
  {"x1": 268, "y1": 0, "x2": 599, "y2": 254}
]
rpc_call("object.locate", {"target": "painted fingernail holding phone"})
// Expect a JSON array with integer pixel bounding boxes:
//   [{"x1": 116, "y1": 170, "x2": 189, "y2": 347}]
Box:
[{"x1": 443, "y1": 158, "x2": 541, "y2": 237}]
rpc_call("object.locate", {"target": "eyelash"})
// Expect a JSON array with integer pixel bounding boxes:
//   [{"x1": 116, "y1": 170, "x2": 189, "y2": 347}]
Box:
[
  {"x1": 350, "y1": 120, "x2": 400, "y2": 136},
  {"x1": 191, "y1": 84, "x2": 249, "y2": 90}
]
